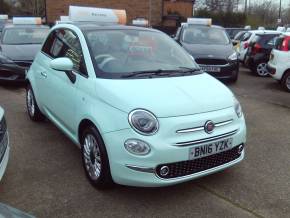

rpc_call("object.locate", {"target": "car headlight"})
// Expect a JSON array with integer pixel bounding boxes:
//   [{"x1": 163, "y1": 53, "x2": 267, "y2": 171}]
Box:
[
  {"x1": 124, "y1": 139, "x2": 151, "y2": 156},
  {"x1": 228, "y1": 52, "x2": 238, "y2": 61},
  {"x1": 234, "y1": 97, "x2": 243, "y2": 118},
  {"x1": 128, "y1": 109, "x2": 159, "y2": 135}
]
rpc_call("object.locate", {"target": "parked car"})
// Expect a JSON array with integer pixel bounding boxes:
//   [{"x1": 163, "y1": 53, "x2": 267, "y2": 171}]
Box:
[
  {"x1": 0, "y1": 106, "x2": 9, "y2": 181},
  {"x1": 26, "y1": 7, "x2": 247, "y2": 188},
  {"x1": 267, "y1": 33, "x2": 290, "y2": 92},
  {"x1": 175, "y1": 18, "x2": 239, "y2": 82},
  {"x1": 232, "y1": 30, "x2": 248, "y2": 53},
  {"x1": 0, "y1": 17, "x2": 49, "y2": 82},
  {"x1": 245, "y1": 31, "x2": 280, "y2": 76},
  {"x1": 225, "y1": 28, "x2": 245, "y2": 40},
  {"x1": 238, "y1": 30, "x2": 269, "y2": 63}
]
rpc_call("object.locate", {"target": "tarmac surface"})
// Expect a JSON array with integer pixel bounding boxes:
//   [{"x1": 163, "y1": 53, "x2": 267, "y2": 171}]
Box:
[{"x1": 0, "y1": 67, "x2": 289, "y2": 218}]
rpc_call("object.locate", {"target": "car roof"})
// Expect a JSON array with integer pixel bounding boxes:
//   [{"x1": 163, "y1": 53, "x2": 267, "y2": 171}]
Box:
[
  {"x1": 53, "y1": 22, "x2": 160, "y2": 33},
  {"x1": 249, "y1": 30, "x2": 279, "y2": 34},
  {"x1": 3, "y1": 24, "x2": 49, "y2": 29},
  {"x1": 183, "y1": 24, "x2": 224, "y2": 29}
]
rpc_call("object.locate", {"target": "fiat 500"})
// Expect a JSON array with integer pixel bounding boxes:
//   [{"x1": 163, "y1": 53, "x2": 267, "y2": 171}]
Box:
[{"x1": 26, "y1": 21, "x2": 246, "y2": 188}]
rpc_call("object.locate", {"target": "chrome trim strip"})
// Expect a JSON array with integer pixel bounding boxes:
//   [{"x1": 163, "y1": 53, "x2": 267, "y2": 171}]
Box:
[
  {"x1": 176, "y1": 119, "x2": 233, "y2": 134},
  {"x1": 126, "y1": 165, "x2": 155, "y2": 173},
  {"x1": 199, "y1": 63, "x2": 230, "y2": 67},
  {"x1": 174, "y1": 129, "x2": 238, "y2": 147}
]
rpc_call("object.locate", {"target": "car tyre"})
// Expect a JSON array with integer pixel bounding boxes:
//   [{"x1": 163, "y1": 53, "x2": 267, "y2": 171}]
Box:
[
  {"x1": 255, "y1": 62, "x2": 269, "y2": 77},
  {"x1": 281, "y1": 71, "x2": 290, "y2": 93},
  {"x1": 81, "y1": 126, "x2": 113, "y2": 189},
  {"x1": 229, "y1": 71, "x2": 239, "y2": 83},
  {"x1": 26, "y1": 84, "x2": 45, "y2": 121}
]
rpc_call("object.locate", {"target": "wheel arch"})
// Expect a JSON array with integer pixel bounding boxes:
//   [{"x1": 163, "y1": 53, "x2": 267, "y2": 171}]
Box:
[{"x1": 78, "y1": 119, "x2": 101, "y2": 144}]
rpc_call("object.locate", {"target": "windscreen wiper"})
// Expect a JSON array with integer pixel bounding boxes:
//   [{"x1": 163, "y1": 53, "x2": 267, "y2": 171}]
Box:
[{"x1": 121, "y1": 69, "x2": 174, "y2": 78}]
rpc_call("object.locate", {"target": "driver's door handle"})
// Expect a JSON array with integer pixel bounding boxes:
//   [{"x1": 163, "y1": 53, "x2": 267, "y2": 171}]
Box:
[{"x1": 40, "y1": 71, "x2": 47, "y2": 78}]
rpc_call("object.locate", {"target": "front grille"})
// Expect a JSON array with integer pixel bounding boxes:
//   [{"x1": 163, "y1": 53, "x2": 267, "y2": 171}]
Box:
[
  {"x1": 156, "y1": 145, "x2": 243, "y2": 179},
  {"x1": 195, "y1": 58, "x2": 228, "y2": 65},
  {"x1": 0, "y1": 117, "x2": 7, "y2": 143}
]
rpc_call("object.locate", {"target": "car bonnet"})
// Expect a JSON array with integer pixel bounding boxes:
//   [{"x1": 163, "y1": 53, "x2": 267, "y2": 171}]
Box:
[{"x1": 95, "y1": 73, "x2": 234, "y2": 118}]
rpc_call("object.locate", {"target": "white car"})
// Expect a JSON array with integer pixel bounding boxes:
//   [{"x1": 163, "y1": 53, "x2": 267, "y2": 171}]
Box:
[
  {"x1": 0, "y1": 106, "x2": 9, "y2": 181},
  {"x1": 238, "y1": 30, "x2": 279, "y2": 63},
  {"x1": 268, "y1": 33, "x2": 290, "y2": 92}
]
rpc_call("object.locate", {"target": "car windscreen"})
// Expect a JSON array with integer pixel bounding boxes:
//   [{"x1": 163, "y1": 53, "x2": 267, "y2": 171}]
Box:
[
  {"x1": 234, "y1": 31, "x2": 246, "y2": 40},
  {"x1": 2, "y1": 27, "x2": 49, "y2": 45},
  {"x1": 85, "y1": 29, "x2": 199, "y2": 78},
  {"x1": 182, "y1": 26, "x2": 230, "y2": 45}
]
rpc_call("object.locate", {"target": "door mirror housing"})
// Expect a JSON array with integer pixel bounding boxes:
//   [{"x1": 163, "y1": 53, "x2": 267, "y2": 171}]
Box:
[
  {"x1": 232, "y1": 40, "x2": 238, "y2": 46},
  {"x1": 50, "y1": 57, "x2": 74, "y2": 72},
  {"x1": 50, "y1": 57, "x2": 76, "y2": 83}
]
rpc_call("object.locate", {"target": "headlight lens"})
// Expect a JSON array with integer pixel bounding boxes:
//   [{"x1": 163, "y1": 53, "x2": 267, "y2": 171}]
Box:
[
  {"x1": 234, "y1": 97, "x2": 243, "y2": 118},
  {"x1": 129, "y1": 109, "x2": 159, "y2": 135},
  {"x1": 228, "y1": 52, "x2": 238, "y2": 61},
  {"x1": 124, "y1": 139, "x2": 151, "y2": 156}
]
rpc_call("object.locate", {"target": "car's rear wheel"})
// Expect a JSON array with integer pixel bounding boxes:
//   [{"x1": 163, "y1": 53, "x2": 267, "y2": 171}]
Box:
[
  {"x1": 281, "y1": 71, "x2": 290, "y2": 92},
  {"x1": 256, "y1": 62, "x2": 269, "y2": 77},
  {"x1": 26, "y1": 84, "x2": 45, "y2": 121},
  {"x1": 81, "y1": 126, "x2": 113, "y2": 189}
]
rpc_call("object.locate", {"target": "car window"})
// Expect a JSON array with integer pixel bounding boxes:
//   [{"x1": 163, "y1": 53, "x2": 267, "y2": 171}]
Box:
[
  {"x1": 241, "y1": 32, "x2": 252, "y2": 41},
  {"x1": 267, "y1": 37, "x2": 276, "y2": 46},
  {"x1": 2, "y1": 27, "x2": 49, "y2": 45},
  {"x1": 182, "y1": 26, "x2": 230, "y2": 45},
  {"x1": 42, "y1": 29, "x2": 87, "y2": 76}
]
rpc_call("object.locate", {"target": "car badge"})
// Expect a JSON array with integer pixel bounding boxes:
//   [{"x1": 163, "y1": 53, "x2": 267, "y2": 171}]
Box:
[
  {"x1": 208, "y1": 54, "x2": 214, "y2": 58},
  {"x1": 204, "y1": 120, "x2": 215, "y2": 134}
]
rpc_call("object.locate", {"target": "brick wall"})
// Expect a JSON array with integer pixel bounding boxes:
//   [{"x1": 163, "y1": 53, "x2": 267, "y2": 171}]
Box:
[{"x1": 46, "y1": 0, "x2": 163, "y2": 26}]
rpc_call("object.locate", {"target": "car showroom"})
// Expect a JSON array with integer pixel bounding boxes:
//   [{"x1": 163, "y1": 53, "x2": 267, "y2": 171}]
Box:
[{"x1": 0, "y1": 0, "x2": 289, "y2": 217}]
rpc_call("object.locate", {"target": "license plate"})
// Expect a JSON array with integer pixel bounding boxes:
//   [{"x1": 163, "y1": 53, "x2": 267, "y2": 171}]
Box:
[
  {"x1": 189, "y1": 138, "x2": 233, "y2": 160},
  {"x1": 200, "y1": 65, "x2": 221, "y2": 73}
]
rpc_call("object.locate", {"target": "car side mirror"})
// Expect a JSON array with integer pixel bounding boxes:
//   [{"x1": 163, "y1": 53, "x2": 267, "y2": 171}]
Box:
[
  {"x1": 232, "y1": 40, "x2": 238, "y2": 46},
  {"x1": 50, "y1": 57, "x2": 76, "y2": 83}
]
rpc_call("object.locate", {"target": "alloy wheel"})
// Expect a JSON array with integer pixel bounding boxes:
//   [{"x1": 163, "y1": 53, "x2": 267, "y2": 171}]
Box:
[
  {"x1": 286, "y1": 76, "x2": 290, "y2": 90},
  {"x1": 83, "y1": 134, "x2": 102, "y2": 181},
  {"x1": 256, "y1": 63, "x2": 269, "y2": 77},
  {"x1": 27, "y1": 89, "x2": 35, "y2": 117}
]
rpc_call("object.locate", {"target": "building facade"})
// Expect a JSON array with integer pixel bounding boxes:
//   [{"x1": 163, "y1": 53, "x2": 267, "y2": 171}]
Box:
[{"x1": 45, "y1": 0, "x2": 194, "y2": 26}]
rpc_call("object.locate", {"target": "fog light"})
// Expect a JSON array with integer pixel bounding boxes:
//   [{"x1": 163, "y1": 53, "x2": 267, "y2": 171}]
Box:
[
  {"x1": 238, "y1": 144, "x2": 244, "y2": 154},
  {"x1": 160, "y1": 166, "x2": 170, "y2": 176},
  {"x1": 124, "y1": 139, "x2": 151, "y2": 156}
]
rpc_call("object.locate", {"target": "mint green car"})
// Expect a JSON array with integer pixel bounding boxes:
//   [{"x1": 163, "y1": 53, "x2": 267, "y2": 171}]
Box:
[{"x1": 26, "y1": 22, "x2": 246, "y2": 188}]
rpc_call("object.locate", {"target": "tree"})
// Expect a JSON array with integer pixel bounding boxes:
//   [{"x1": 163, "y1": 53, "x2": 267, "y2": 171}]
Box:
[
  {"x1": 15, "y1": 0, "x2": 45, "y2": 17},
  {"x1": 0, "y1": 0, "x2": 11, "y2": 14}
]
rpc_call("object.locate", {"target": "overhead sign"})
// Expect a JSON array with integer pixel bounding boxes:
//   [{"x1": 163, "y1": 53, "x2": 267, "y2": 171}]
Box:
[
  {"x1": 13, "y1": 17, "x2": 42, "y2": 25},
  {"x1": 69, "y1": 6, "x2": 127, "y2": 25},
  {"x1": 187, "y1": 18, "x2": 212, "y2": 26},
  {"x1": 0, "y1": 15, "x2": 8, "y2": 20},
  {"x1": 60, "y1": 16, "x2": 70, "y2": 22},
  {"x1": 132, "y1": 19, "x2": 149, "y2": 27}
]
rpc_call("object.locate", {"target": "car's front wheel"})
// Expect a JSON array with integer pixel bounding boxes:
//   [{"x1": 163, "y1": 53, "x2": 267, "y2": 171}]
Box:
[
  {"x1": 26, "y1": 84, "x2": 45, "y2": 121},
  {"x1": 81, "y1": 126, "x2": 113, "y2": 189},
  {"x1": 282, "y1": 71, "x2": 290, "y2": 93},
  {"x1": 256, "y1": 62, "x2": 269, "y2": 77}
]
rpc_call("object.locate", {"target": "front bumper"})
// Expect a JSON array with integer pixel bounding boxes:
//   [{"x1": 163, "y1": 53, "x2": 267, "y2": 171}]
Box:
[
  {"x1": 0, "y1": 132, "x2": 9, "y2": 181},
  {"x1": 200, "y1": 61, "x2": 239, "y2": 80},
  {"x1": 102, "y1": 110, "x2": 246, "y2": 187},
  {"x1": 0, "y1": 63, "x2": 28, "y2": 82}
]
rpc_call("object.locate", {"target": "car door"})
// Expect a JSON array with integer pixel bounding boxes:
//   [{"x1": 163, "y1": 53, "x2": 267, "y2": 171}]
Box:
[{"x1": 36, "y1": 28, "x2": 88, "y2": 136}]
